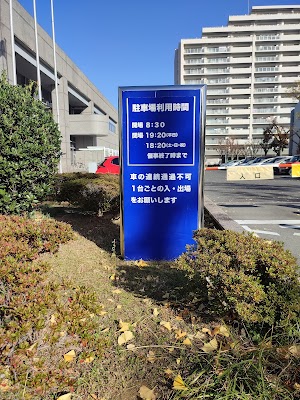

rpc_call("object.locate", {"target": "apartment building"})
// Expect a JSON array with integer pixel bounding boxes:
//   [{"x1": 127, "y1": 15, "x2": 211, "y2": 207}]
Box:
[
  {"x1": 175, "y1": 5, "x2": 300, "y2": 164},
  {"x1": 0, "y1": 0, "x2": 118, "y2": 172}
]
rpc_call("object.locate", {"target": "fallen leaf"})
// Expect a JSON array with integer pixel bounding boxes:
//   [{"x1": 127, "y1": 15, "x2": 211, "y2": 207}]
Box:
[
  {"x1": 56, "y1": 394, "x2": 72, "y2": 400},
  {"x1": 173, "y1": 375, "x2": 188, "y2": 391},
  {"x1": 289, "y1": 345, "x2": 300, "y2": 358},
  {"x1": 202, "y1": 338, "x2": 218, "y2": 353},
  {"x1": 90, "y1": 395, "x2": 98, "y2": 400},
  {"x1": 50, "y1": 314, "x2": 57, "y2": 325},
  {"x1": 127, "y1": 344, "x2": 136, "y2": 350},
  {"x1": 160, "y1": 321, "x2": 172, "y2": 332},
  {"x1": 176, "y1": 358, "x2": 181, "y2": 365},
  {"x1": 119, "y1": 320, "x2": 130, "y2": 332},
  {"x1": 112, "y1": 289, "x2": 122, "y2": 294},
  {"x1": 99, "y1": 311, "x2": 107, "y2": 316},
  {"x1": 64, "y1": 350, "x2": 76, "y2": 362},
  {"x1": 164, "y1": 368, "x2": 174, "y2": 376},
  {"x1": 110, "y1": 274, "x2": 116, "y2": 280},
  {"x1": 202, "y1": 327, "x2": 212, "y2": 336},
  {"x1": 139, "y1": 385, "x2": 156, "y2": 400},
  {"x1": 147, "y1": 350, "x2": 156, "y2": 363},
  {"x1": 118, "y1": 331, "x2": 134, "y2": 345},
  {"x1": 175, "y1": 315, "x2": 183, "y2": 321},
  {"x1": 136, "y1": 259, "x2": 148, "y2": 268},
  {"x1": 183, "y1": 338, "x2": 192, "y2": 346},
  {"x1": 168, "y1": 347, "x2": 174, "y2": 353},
  {"x1": 116, "y1": 305, "x2": 122, "y2": 309},
  {"x1": 153, "y1": 308, "x2": 159, "y2": 317},
  {"x1": 84, "y1": 356, "x2": 95, "y2": 363},
  {"x1": 212, "y1": 325, "x2": 230, "y2": 337},
  {"x1": 175, "y1": 330, "x2": 187, "y2": 339},
  {"x1": 294, "y1": 383, "x2": 300, "y2": 390},
  {"x1": 101, "y1": 327, "x2": 110, "y2": 333}
]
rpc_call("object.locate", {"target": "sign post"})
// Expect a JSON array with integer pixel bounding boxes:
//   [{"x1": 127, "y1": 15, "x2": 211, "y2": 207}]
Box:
[{"x1": 119, "y1": 85, "x2": 206, "y2": 260}]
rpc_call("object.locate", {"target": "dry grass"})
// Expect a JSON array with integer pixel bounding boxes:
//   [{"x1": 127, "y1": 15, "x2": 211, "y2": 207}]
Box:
[
  {"x1": 36, "y1": 204, "x2": 218, "y2": 399},
  {"x1": 36, "y1": 204, "x2": 299, "y2": 400}
]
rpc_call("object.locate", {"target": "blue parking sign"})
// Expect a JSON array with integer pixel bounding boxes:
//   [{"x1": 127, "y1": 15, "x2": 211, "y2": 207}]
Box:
[{"x1": 119, "y1": 85, "x2": 206, "y2": 260}]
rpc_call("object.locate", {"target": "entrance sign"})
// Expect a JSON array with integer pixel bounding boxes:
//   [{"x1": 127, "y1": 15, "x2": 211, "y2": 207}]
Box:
[
  {"x1": 119, "y1": 86, "x2": 206, "y2": 260},
  {"x1": 227, "y1": 166, "x2": 274, "y2": 181}
]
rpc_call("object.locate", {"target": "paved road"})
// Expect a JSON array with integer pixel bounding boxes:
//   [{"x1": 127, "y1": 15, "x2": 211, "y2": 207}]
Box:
[{"x1": 204, "y1": 170, "x2": 300, "y2": 263}]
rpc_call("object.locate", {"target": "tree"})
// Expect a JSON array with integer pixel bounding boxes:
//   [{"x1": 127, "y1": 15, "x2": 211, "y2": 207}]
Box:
[
  {"x1": 0, "y1": 73, "x2": 61, "y2": 214},
  {"x1": 286, "y1": 80, "x2": 300, "y2": 101},
  {"x1": 259, "y1": 117, "x2": 289, "y2": 156},
  {"x1": 216, "y1": 137, "x2": 243, "y2": 162}
]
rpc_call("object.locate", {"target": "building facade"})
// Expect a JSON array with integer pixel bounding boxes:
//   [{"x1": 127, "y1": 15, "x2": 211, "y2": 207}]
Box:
[
  {"x1": 0, "y1": 0, "x2": 118, "y2": 172},
  {"x1": 175, "y1": 5, "x2": 300, "y2": 164},
  {"x1": 290, "y1": 102, "x2": 300, "y2": 155}
]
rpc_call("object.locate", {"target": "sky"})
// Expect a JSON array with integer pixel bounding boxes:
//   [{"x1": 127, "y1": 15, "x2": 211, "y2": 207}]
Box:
[{"x1": 18, "y1": 0, "x2": 300, "y2": 109}]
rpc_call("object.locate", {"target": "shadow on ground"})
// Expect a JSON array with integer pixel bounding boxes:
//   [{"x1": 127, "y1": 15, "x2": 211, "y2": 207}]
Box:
[
  {"x1": 39, "y1": 203, "x2": 121, "y2": 254},
  {"x1": 115, "y1": 261, "x2": 222, "y2": 324}
]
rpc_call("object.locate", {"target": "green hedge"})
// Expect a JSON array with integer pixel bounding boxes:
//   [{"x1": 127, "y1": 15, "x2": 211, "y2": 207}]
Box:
[
  {"x1": 52, "y1": 173, "x2": 120, "y2": 215},
  {"x1": 177, "y1": 228, "x2": 300, "y2": 334}
]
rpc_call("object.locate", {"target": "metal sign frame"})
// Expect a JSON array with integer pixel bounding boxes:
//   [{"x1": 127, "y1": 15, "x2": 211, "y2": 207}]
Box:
[{"x1": 119, "y1": 85, "x2": 206, "y2": 260}]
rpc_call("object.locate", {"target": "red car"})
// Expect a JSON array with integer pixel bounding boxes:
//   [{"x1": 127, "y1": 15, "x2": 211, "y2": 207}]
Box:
[
  {"x1": 96, "y1": 156, "x2": 120, "y2": 174},
  {"x1": 278, "y1": 155, "x2": 300, "y2": 175}
]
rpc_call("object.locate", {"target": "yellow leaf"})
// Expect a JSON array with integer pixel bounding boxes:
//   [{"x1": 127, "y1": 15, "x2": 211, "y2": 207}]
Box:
[
  {"x1": 64, "y1": 350, "x2": 76, "y2": 362},
  {"x1": 56, "y1": 394, "x2": 73, "y2": 400},
  {"x1": 164, "y1": 368, "x2": 174, "y2": 376},
  {"x1": 202, "y1": 338, "x2": 218, "y2": 353},
  {"x1": 176, "y1": 358, "x2": 181, "y2": 365},
  {"x1": 202, "y1": 327, "x2": 212, "y2": 336},
  {"x1": 139, "y1": 385, "x2": 156, "y2": 400},
  {"x1": 84, "y1": 356, "x2": 95, "y2": 363},
  {"x1": 212, "y1": 325, "x2": 230, "y2": 337},
  {"x1": 101, "y1": 327, "x2": 110, "y2": 333},
  {"x1": 173, "y1": 374, "x2": 188, "y2": 391},
  {"x1": 60, "y1": 331, "x2": 66, "y2": 337},
  {"x1": 127, "y1": 344, "x2": 136, "y2": 350},
  {"x1": 175, "y1": 330, "x2": 187, "y2": 339},
  {"x1": 289, "y1": 345, "x2": 300, "y2": 358},
  {"x1": 90, "y1": 395, "x2": 98, "y2": 400},
  {"x1": 168, "y1": 347, "x2": 174, "y2": 353},
  {"x1": 136, "y1": 259, "x2": 148, "y2": 268},
  {"x1": 99, "y1": 311, "x2": 107, "y2": 316},
  {"x1": 153, "y1": 308, "x2": 159, "y2": 317},
  {"x1": 147, "y1": 350, "x2": 156, "y2": 363},
  {"x1": 112, "y1": 289, "x2": 122, "y2": 294},
  {"x1": 160, "y1": 321, "x2": 172, "y2": 332},
  {"x1": 116, "y1": 304, "x2": 122, "y2": 309},
  {"x1": 118, "y1": 331, "x2": 134, "y2": 345},
  {"x1": 110, "y1": 274, "x2": 116, "y2": 280},
  {"x1": 119, "y1": 320, "x2": 130, "y2": 332},
  {"x1": 183, "y1": 338, "x2": 192, "y2": 346},
  {"x1": 50, "y1": 314, "x2": 57, "y2": 325},
  {"x1": 294, "y1": 383, "x2": 300, "y2": 390},
  {"x1": 175, "y1": 315, "x2": 183, "y2": 321}
]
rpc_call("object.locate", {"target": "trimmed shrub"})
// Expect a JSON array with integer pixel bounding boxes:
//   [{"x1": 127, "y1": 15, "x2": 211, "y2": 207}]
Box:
[
  {"x1": 177, "y1": 229, "x2": 300, "y2": 332},
  {"x1": 0, "y1": 73, "x2": 61, "y2": 214},
  {"x1": 0, "y1": 216, "x2": 107, "y2": 398},
  {"x1": 53, "y1": 173, "x2": 120, "y2": 215}
]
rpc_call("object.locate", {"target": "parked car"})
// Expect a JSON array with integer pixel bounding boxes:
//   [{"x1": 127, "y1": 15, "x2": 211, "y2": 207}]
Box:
[
  {"x1": 218, "y1": 160, "x2": 245, "y2": 170},
  {"x1": 241, "y1": 155, "x2": 274, "y2": 166},
  {"x1": 247, "y1": 156, "x2": 293, "y2": 174},
  {"x1": 96, "y1": 156, "x2": 120, "y2": 174},
  {"x1": 278, "y1": 155, "x2": 300, "y2": 175}
]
